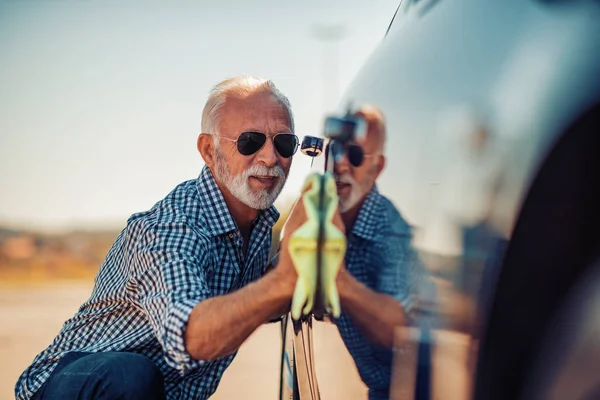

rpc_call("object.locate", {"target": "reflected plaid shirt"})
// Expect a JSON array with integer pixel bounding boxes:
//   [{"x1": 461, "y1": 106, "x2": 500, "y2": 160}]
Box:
[
  {"x1": 15, "y1": 166, "x2": 279, "y2": 400},
  {"x1": 334, "y1": 186, "x2": 420, "y2": 400}
]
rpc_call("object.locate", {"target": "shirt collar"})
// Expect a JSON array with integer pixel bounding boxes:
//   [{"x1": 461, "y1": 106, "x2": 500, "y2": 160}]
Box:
[
  {"x1": 351, "y1": 185, "x2": 382, "y2": 241},
  {"x1": 195, "y1": 166, "x2": 280, "y2": 236},
  {"x1": 258, "y1": 204, "x2": 280, "y2": 230}
]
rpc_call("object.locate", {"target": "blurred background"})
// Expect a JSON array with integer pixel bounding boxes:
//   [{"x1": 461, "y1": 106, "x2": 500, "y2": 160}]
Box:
[{"x1": 0, "y1": 0, "x2": 400, "y2": 398}]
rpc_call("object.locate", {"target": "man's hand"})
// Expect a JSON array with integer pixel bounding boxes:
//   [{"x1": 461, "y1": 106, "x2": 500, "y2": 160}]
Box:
[
  {"x1": 331, "y1": 205, "x2": 346, "y2": 238},
  {"x1": 277, "y1": 184, "x2": 314, "y2": 284},
  {"x1": 278, "y1": 178, "x2": 346, "y2": 275},
  {"x1": 184, "y1": 197, "x2": 318, "y2": 361}
]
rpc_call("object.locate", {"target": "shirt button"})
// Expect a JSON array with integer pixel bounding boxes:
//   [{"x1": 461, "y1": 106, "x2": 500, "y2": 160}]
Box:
[{"x1": 228, "y1": 233, "x2": 234, "y2": 239}]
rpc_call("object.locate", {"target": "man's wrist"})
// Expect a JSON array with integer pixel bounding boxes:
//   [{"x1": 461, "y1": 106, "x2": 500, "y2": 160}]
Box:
[
  {"x1": 267, "y1": 257, "x2": 296, "y2": 300},
  {"x1": 336, "y1": 268, "x2": 357, "y2": 303}
]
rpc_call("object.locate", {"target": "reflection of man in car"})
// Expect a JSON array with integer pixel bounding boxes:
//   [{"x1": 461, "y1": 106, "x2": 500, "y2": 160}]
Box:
[
  {"x1": 15, "y1": 76, "x2": 303, "y2": 400},
  {"x1": 330, "y1": 106, "x2": 420, "y2": 400}
]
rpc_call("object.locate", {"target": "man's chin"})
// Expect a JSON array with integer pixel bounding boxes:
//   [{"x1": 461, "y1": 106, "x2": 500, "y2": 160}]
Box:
[
  {"x1": 338, "y1": 193, "x2": 362, "y2": 213},
  {"x1": 235, "y1": 189, "x2": 278, "y2": 210},
  {"x1": 338, "y1": 200, "x2": 351, "y2": 213},
  {"x1": 251, "y1": 196, "x2": 277, "y2": 210}
]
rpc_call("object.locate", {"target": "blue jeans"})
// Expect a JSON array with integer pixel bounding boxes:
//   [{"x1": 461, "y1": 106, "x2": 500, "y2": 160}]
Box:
[{"x1": 32, "y1": 352, "x2": 166, "y2": 400}]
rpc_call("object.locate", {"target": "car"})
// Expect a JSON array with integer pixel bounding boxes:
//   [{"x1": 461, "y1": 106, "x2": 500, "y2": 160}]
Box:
[{"x1": 280, "y1": 0, "x2": 600, "y2": 398}]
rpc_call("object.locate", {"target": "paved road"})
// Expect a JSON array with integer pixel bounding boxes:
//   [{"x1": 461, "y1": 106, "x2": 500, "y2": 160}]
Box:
[{"x1": 0, "y1": 282, "x2": 367, "y2": 400}]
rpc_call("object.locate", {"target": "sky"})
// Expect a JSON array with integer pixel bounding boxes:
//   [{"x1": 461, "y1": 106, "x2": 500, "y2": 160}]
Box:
[{"x1": 0, "y1": 0, "x2": 400, "y2": 232}]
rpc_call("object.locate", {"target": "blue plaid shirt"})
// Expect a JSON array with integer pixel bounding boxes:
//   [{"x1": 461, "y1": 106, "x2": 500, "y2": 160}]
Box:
[
  {"x1": 15, "y1": 166, "x2": 279, "y2": 400},
  {"x1": 334, "y1": 186, "x2": 420, "y2": 400}
]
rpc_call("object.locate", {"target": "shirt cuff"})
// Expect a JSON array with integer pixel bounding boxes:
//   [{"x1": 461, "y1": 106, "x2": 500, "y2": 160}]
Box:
[
  {"x1": 164, "y1": 296, "x2": 206, "y2": 375},
  {"x1": 396, "y1": 292, "x2": 415, "y2": 315}
]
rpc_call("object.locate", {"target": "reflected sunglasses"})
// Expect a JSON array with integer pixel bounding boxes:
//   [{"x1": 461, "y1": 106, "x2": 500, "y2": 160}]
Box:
[
  {"x1": 211, "y1": 132, "x2": 299, "y2": 158},
  {"x1": 325, "y1": 142, "x2": 369, "y2": 167}
]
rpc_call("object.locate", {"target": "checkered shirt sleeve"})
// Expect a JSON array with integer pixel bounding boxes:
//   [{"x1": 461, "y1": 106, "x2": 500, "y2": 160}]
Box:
[{"x1": 130, "y1": 216, "x2": 213, "y2": 374}]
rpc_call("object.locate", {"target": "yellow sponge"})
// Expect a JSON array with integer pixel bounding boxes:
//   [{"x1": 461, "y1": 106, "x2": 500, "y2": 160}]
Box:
[
  {"x1": 320, "y1": 173, "x2": 346, "y2": 318},
  {"x1": 288, "y1": 173, "x2": 346, "y2": 319}
]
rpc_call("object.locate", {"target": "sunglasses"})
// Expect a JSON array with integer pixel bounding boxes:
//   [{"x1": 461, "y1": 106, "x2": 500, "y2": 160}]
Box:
[
  {"x1": 213, "y1": 132, "x2": 299, "y2": 158},
  {"x1": 325, "y1": 142, "x2": 366, "y2": 167}
]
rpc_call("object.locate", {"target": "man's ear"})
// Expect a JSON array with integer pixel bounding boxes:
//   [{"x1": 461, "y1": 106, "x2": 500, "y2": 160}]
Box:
[
  {"x1": 197, "y1": 133, "x2": 216, "y2": 167},
  {"x1": 374, "y1": 154, "x2": 386, "y2": 180}
]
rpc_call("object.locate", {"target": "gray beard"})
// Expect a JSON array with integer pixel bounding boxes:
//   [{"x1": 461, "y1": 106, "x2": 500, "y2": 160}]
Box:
[
  {"x1": 213, "y1": 148, "x2": 287, "y2": 210},
  {"x1": 336, "y1": 174, "x2": 366, "y2": 213}
]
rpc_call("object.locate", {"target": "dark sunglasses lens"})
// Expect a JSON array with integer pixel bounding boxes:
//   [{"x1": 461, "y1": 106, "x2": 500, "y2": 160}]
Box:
[
  {"x1": 348, "y1": 145, "x2": 364, "y2": 167},
  {"x1": 273, "y1": 134, "x2": 298, "y2": 158},
  {"x1": 237, "y1": 132, "x2": 266, "y2": 155}
]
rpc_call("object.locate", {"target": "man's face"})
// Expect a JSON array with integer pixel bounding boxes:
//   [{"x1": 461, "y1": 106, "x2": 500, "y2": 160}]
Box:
[
  {"x1": 333, "y1": 119, "x2": 385, "y2": 213},
  {"x1": 211, "y1": 91, "x2": 293, "y2": 210}
]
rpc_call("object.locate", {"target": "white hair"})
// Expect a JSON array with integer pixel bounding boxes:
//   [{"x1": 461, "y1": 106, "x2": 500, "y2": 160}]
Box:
[{"x1": 201, "y1": 76, "x2": 294, "y2": 142}]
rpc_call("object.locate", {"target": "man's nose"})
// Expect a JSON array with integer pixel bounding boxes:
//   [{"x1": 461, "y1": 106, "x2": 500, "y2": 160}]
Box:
[
  {"x1": 333, "y1": 152, "x2": 350, "y2": 175},
  {"x1": 255, "y1": 136, "x2": 278, "y2": 167}
]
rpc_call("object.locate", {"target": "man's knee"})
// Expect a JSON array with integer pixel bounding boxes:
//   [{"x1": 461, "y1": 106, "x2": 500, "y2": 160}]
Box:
[
  {"x1": 40, "y1": 352, "x2": 165, "y2": 400},
  {"x1": 97, "y1": 352, "x2": 165, "y2": 400}
]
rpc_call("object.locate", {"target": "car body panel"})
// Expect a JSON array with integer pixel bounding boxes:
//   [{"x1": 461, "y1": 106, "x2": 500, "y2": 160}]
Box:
[{"x1": 334, "y1": 0, "x2": 600, "y2": 398}]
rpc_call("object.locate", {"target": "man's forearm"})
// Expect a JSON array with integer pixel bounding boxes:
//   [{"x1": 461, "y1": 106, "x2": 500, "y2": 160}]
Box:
[
  {"x1": 264, "y1": 252, "x2": 290, "y2": 321},
  {"x1": 337, "y1": 268, "x2": 407, "y2": 348},
  {"x1": 185, "y1": 268, "x2": 294, "y2": 360}
]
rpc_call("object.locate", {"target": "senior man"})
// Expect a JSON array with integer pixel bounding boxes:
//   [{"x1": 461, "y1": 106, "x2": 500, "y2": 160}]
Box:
[
  {"x1": 330, "y1": 106, "x2": 421, "y2": 400},
  {"x1": 16, "y1": 76, "x2": 303, "y2": 400}
]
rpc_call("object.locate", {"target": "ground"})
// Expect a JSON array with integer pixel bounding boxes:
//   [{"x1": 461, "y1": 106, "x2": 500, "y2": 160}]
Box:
[{"x1": 0, "y1": 281, "x2": 367, "y2": 400}]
